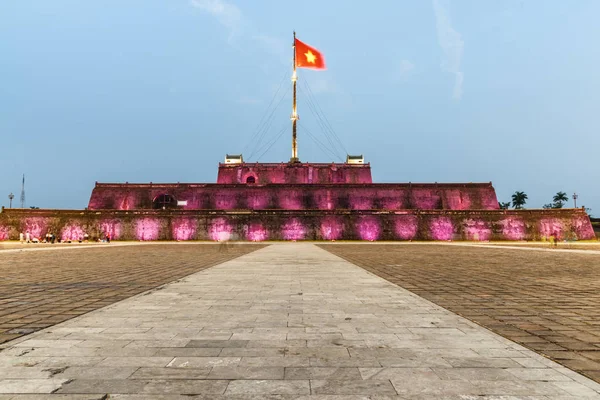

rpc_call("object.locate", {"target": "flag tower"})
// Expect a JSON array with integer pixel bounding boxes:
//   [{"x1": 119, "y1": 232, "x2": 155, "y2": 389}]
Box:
[
  {"x1": 290, "y1": 31, "x2": 299, "y2": 163},
  {"x1": 290, "y1": 32, "x2": 326, "y2": 163}
]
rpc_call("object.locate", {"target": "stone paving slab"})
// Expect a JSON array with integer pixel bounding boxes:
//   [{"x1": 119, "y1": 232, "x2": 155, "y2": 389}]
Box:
[
  {"x1": 0, "y1": 243, "x2": 264, "y2": 344},
  {"x1": 0, "y1": 243, "x2": 598, "y2": 398},
  {"x1": 470, "y1": 242, "x2": 600, "y2": 252},
  {"x1": 321, "y1": 243, "x2": 600, "y2": 385},
  {"x1": 0, "y1": 241, "x2": 143, "y2": 252}
]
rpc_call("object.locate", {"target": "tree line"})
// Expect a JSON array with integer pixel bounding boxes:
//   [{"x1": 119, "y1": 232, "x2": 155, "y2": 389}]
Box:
[{"x1": 499, "y1": 191, "x2": 590, "y2": 214}]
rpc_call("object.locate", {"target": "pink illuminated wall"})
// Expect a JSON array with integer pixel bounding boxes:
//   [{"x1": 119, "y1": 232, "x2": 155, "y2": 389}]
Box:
[
  {"x1": 349, "y1": 192, "x2": 373, "y2": 210},
  {"x1": 463, "y1": 218, "x2": 492, "y2": 241},
  {"x1": 314, "y1": 189, "x2": 338, "y2": 210},
  {"x1": 117, "y1": 192, "x2": 137, "y2": 210},
  {"x1": 0, "y1": 225, "x2": 9, "y2": 241},
  {"x1": 480, "y1": 190, "x2": 501, "y2": 209},
  {"x1": 245, "y1": 222, "x2": 268, "y2": 241},
  {"x1": 356, "y1": 216, "x2": 381, "y2": 241},
  {"x1": 281, "y1": 218, "x2": 306, "y2": 240},
  {"x1": 88, "y1": 183, "x2": 501, "y2": 212},
  {"x1": 61, "y1": 224, "x2": 85, "y2": 241},
  {"x1": 320, "y1": 216, "x2": 344, "y2": 240},
  {"x1": 378, "y1": 190, "x2": 407, "y2": 210},
  {"x1": 21, "y1": 217, "x2": 48, "y2": 239},
  {"x1": 136, "y1": 218, "x2": 161, "y2": 241},
  {"x1": 572, "y1": 215, "x2": 595, "y2": 239},
  {"x1": 429, "y1": 216, "x2": 454, "y2": 240},
  {"x1": 88, "y1": 191, "x2": 135, "y2": 210},
  {"x1": 278, "y1": 190, "x2": 304, "y2": 210},
  {"x1": 2, "y1": 204, "x2": 595, "y2": 242},
  {"x1": 393, "y1": 215, "x2": 418, "y2": 240},
  {"x1": 538, "y1": 218, "x2": 564, "y2": 238},
  {"x1": 214, "y1": 191, "x2": 238, "y2": 210},
  {"x1": 411, "y1": 190, "x2": 442, "y2": 209},
  {"x1": 99, "y1": 219, "x2": 122, "y2": 240},
  {"x1": 217, "y1": 163, "x2": 373, "y2": 184},
  {"x1": 246, "y1": 190, "x2": 271, "y2": 209},
  {"x1": 172, "y1": 218, "x2": 196, "y2": 241},
  {"x1": 445, "y1": 190, "x2": 472, "y2": 210},
  {"x1": 499, "y1": 217, "x2": 526, "y2": 240},
  {"x1": 209, "y1": 217, "x2": 233, "y2": 241}
]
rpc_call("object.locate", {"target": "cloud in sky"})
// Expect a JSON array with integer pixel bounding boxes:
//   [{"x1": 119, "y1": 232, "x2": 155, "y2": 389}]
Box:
[
  {"x1": 190, "y1": 0, "x2": 286, "y2": 63},
  {"x1": 190, "y1": 0, "x2": 340, "y2": 105},
  {"x1": 252, "y1": 34, "x2": 287, "y2": 63},
  {"x1": 433, "y1": 0, "x2": 464, "y2": 99},
  {"x1": 395, "y1": 59, "x2": 415, "y2": 82},
  {"x1": 190, "y1": 0, "x2": 242, "y2": 41}
]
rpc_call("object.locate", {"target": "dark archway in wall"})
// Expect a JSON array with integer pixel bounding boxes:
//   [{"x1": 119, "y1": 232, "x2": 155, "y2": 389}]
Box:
[
  {"x1": 246, "y1": 176, "x2": 256, "y2": 184},
  {"x1": 153, "y1": 194, "x2": 177, "y2": 209}
]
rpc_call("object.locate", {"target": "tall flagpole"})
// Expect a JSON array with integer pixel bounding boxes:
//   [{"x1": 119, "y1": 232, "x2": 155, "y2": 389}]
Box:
[{"x1": 290, "y1": 31, "x2": 299, "y2": 163}]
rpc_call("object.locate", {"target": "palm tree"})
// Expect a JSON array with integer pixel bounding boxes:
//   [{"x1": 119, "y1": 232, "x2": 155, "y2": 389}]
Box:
[
  {"x1": 498, "y1": 201, "x2": 511, "y2": 209},
  {"x1": 552, "y1": 191, "x2": 568, "y2": 208},
  {"x1": 512, "y1": 191, "x2": 528, "y2": 209}
]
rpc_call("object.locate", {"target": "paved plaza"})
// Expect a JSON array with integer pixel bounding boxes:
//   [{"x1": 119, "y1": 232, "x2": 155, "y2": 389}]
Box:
[
  {"x1": 0, "y1": 243, "x2": 599, "y2": 398},
  {"x1": 322, "y1": 243, "x2": 600, "y2": 384},
  {"x1": 0, "y1": 243, "x2": 264, "y2": 344},
  {"x1": 473, "y1": 242, "x2": 600, "y2": 251}
]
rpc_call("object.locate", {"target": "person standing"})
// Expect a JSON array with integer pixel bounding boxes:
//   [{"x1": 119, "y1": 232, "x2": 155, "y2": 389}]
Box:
[
  {"x1": 25, "y1": 231, "x2": 30, "y2": 243},
  {"x1": 19, "y1": 232, "x2": 24, "y2": 244}
]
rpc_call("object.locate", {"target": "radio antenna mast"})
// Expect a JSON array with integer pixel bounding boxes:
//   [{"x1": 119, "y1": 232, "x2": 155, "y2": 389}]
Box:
[{"x1": 20, "y1": 174, "x2": 25, "y2": 208}]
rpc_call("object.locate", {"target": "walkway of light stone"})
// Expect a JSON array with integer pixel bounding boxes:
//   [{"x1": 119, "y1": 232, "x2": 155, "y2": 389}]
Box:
[{"x1": 1, "y1": 243, "x2": 599, "y2": 398}]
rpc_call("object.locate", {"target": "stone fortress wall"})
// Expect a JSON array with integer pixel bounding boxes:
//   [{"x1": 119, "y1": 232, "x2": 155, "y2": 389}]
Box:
[
  {"x1": 87, "y1": 183, "x2": 500, "y2": 211},
  {"x1": 0, "y1": 208, "x2": 594, "y2": 242},
  {"x1": 215, "y1": 162, "x2": 374, "y2": 184},
  {"x1": 1, "y1": 162, "x2": 594, "y2": 242}
]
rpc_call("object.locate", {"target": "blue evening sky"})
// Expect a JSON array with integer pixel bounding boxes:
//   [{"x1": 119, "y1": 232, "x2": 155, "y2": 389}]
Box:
[{"x1": 1, "y1": 0, "x2": 599, "y2": 212}]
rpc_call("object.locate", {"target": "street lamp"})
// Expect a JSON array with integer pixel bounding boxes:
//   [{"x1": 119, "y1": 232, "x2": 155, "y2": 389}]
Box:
[
  {"x1": 573, "y1": 192, "x2": 578, "y2": 208},
  {"x1": 8, "y1": 193, "x2": 14, "y2": 209}
]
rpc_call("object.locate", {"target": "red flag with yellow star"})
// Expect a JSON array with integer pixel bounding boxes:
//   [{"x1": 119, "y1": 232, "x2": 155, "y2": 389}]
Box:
[{"x1": 295, "y1": 38, "x2": 326, "y2": 70}]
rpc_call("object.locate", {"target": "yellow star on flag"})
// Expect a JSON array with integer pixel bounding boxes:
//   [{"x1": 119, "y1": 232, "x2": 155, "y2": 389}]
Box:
[
  {"x1": 295, "y1": 38, "x2": 326, "y2": 69},
  {"x1": 305, "y1": 50, "x2": 317, "y2": 64}
]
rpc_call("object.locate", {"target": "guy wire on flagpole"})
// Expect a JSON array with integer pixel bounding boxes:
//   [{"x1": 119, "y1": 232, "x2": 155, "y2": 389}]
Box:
[{"x1": 290, "y1": 31, "x2": 299, "y2": 163}]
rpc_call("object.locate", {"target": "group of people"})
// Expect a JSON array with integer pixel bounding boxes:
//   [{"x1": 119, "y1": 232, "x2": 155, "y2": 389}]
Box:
[
  {"x1": 19, "y1": 231, "x2": 59, "y2": 244},
  {"x1": 19, "y1": 231, "x2": 67, "y2": 244},
  {"x1": 19, "y1": 231, "x2": 112, "y2": 244}
]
